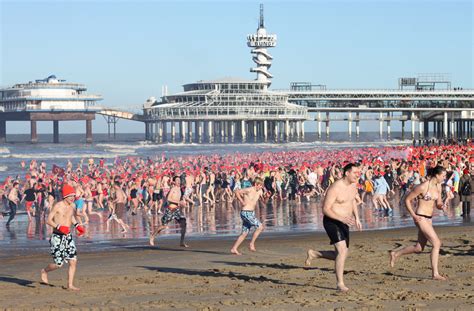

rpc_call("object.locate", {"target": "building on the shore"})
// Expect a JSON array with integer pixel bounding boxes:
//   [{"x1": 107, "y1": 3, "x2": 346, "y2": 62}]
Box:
[{"x1": 143, "y1": 4, "x2": 310, "y2": 143}]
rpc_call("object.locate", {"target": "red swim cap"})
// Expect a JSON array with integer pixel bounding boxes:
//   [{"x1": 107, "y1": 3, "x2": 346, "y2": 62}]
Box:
[{"x1": 62, "y1": 184, "x2": 76, "y2": 199}]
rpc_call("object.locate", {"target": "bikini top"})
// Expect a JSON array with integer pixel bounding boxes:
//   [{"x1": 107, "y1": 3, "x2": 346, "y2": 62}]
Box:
[{"x1": 418, "y1": 181, "x2": 438, "y2": 201}]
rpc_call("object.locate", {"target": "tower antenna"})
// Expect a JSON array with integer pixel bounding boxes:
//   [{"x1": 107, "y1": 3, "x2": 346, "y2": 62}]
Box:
[{"x1": 259, "y1": 3, "x2": 264, "y2": 28}]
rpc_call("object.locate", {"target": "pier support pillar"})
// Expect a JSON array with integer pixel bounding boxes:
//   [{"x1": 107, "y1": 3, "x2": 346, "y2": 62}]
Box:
[
  {"x1": 274, "y1": 121, "x2": 278, "y2": 142},
  {"x1": 253, "y1": 121, "x2": 257, "y2": 141},
  {"x1": 241, "y1": 120, "x2": 246, "y2": 142},
  {"x1": 285, "y1": 120, "x2": 290, "y2": 141},
  {"x1": 424, "y1": 121, "x2": 429, "y2": 139},
  {"x1": 295, "y1": 121, "x2": 300, "y2": 141},
  {"x1": 197, "y1": 121, "x2": 203, "y2": 143},
  {"x1": 181, "y1": 121, "x2": 187, "y2": 143},
  {"x1": 31, "y1": 121, "x2": 38, "y2": 144},
  {"x1": 443, "y1": 112, "x2": 448, "y2": 139},
  {"x1": 53, "y1": 120, "x2": 59, "y2": 143},
  {"x1": 356, "y1": 112, "x2": 360, "y2": 138},
  {"x1": 188, "y1": 121, "x2": 193, "y2": 143},
  {"x1": 145, "y1": 122, "x2": 150, "y2": 141},
  {"x1": 387, "y1": 120, "x2": 391, "y2": 139},
  {"x1": 221, "y1": 122, "x2": 226, "y2": 142},
  {"x1": 0, "y1": 120, "x2": 6, "y2": 143},
  {"x1": 317, "y1": 112, "x2": 322, "y2": 139},
  {"x1": 263, "y1": 120, "x2": 268, "y2": 142},
  {"x1": 230, "y1": 121, "x2": 235, "y2": 142},
  {"x1": 410, "y1": 112, "x2": 416, "y2": 140},
  {"x1": 86, "y1": 119, "x2": 92, "y2": 144},
  {"x1": 208, "y1": 121, "x2": 213, "y2": 143},
  {"x1": 419, "y1": 121, "x2": 423, "y2": 140},
  {"x1": 401, "y1": 121, "x2": 406, "y2": 140},
  {"x1": 301, "y1": 121, "x2": 305, "y2": 140},
  {"x1": 155, "y1": 122, "x2": 166, "y2": 143},
  {"x1": 348, "y1": 112, "x2": 352, "y2": 138},
  {"x1": 379, "y1": 112, "x2": 383, "y2": 138},
  {"x1": 325, "y1": 112, "x2": 330, "y2": 139},
  {"x1": 171, "y1": 122, "x2": 176, "y2": 143}
]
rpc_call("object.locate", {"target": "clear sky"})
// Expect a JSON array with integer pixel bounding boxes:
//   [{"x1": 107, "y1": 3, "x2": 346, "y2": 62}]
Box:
[{"x1": 1, "y1": 0, "x2": 472, "y2": 134}]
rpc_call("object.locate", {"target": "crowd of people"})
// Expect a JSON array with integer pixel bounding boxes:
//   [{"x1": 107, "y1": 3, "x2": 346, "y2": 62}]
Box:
[{"x1": 0, "y1": 142, "x2": 472, "y2": 291}]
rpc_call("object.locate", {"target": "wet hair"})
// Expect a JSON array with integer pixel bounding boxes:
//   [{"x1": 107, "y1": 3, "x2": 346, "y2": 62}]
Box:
[
  {"x1": 427, "y1": 165, "x2": 446, "y2": 178},
  {"x1": 342, "y1": 163, "x2": 357, "y2": 177}
]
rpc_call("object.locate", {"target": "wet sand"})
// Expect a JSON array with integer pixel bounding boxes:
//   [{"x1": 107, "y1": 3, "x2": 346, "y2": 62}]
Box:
[{"x1": 1, "y1": 224, "x2": 473, "y2": 310}]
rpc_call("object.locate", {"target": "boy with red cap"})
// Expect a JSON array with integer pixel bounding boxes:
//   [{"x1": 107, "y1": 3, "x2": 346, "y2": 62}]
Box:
[{"x1": 40, "y1": 184, "x2": 85, "y2": 291}]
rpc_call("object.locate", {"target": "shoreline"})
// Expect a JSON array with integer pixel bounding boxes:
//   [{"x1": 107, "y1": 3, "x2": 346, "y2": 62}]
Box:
[{"x1": 1, "y1": 224, "x2": 473, "y2": 309}]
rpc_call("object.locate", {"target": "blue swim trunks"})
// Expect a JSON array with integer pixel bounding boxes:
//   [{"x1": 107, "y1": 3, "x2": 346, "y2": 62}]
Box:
[
  {"x1": 74, "y1": 198, "x2": 84, "y2": 210},
  {"x1": 240, "y1": 210, "x2": 262, "y2": 233}
]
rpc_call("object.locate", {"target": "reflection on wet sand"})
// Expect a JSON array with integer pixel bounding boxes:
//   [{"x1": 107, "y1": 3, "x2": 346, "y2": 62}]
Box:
[{"x1": 0, "y1": 191, "x2": 469, "y2": 247}]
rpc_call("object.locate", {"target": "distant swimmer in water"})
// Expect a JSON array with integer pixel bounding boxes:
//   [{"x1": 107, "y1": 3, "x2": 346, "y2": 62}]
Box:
[
  {"x1": 389, "y1": 165, "x2": 448, "y2": 281},
  {"x1": 305, "y1": 163, "x2": 362, "y2": 292}
]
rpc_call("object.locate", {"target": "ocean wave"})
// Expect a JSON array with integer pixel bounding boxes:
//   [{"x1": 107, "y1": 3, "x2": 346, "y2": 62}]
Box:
[
  {"x1": 0, "y1": 165, "x2": 7, "y2": 172},
  {"x1": 0, "y1": 153, "x2": 120, "y2": 159},
  {"x1": 0, "y1": 147, "x2": 10, "y2": 154}
]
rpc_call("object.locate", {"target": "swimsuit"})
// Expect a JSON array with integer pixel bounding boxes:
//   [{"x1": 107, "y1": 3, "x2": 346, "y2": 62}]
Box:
[
  {"x1": 240, "y1": 210, "x2": 262, "y2": 233},
  {"x1": 50, "y1": 231, "x2": 77, "y2": 267},
  {"x1": 323, "y1": 215, "x2": 350, "y2": 248},
  {"x1": 161, "y1": 207, "x2": 185, "y2": 225},
  {"x1": 415, "y1": 212, "x2": 432, "y2": 219},
  {"x1": 74, "y1": 198, "x2": 84, "y2": 210}
]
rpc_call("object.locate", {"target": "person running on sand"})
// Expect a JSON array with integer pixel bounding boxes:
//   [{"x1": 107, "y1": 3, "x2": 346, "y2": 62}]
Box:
[
  {"x1": 40, "y1": 184, "x2": 85, "y2": 291},
  {"x1": 149, "y1": 176, "x2": 188, "y2": 247},
  {"x1": 230, "y1": 177, "x2": 265, "y2": 255},
  {"x1": 305, "y1": 163, "x2": 362, "y2": 292},
  {"x1": 389, "y1": 165, "x2": 448, "y2": 281}
]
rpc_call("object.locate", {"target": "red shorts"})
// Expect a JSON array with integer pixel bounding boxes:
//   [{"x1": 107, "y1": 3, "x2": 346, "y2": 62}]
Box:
[{"x1": 25, "y1": 201, "x2": 35, "y2": 212}]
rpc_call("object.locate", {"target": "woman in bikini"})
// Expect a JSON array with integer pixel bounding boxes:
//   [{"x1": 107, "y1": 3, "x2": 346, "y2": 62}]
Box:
[{"x1": 389, "y1": 165, "x2": 447, "y2": 280}]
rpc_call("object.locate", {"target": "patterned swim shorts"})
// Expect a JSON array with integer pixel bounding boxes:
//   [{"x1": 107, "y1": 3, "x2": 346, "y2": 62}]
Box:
[
  {"x1": 50, "y1": 232, "x2": 77, "y2": 267},
  {"x1": 240, "y1": 210, "x2": 262, "y2": 233},
  {"x1": 161, "y1": 208, "x2": 186, "y2": 226}
]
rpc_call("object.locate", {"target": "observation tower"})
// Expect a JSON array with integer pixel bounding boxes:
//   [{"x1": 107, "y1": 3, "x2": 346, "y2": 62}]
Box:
[
  {"x1": 144, "y1": 4, "x2": 309, "y2": 144},
  {"x1": 247, "y1": 4, "x2": 277, "y2": 91}
]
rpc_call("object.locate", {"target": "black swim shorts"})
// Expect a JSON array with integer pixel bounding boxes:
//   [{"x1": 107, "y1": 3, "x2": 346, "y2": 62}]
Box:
[{"x1": 323, "y1": 215, "x2": 350, "y2": 248}]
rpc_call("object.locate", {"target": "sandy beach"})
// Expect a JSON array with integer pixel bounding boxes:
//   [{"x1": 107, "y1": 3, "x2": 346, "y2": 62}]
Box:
[{"x1": 0, "y1": 224, "x2": 473, "y2": 310}]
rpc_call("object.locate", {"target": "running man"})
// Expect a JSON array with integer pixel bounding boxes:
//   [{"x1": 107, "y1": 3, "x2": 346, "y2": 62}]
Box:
[
  {"x1": 40, "y1": 184, "x2": 85, "y2": 291},
  {"x1": 230, "y1": 177, "x2": 265, "y2": 255},
  {"x1": 6, "y1": 182, "x2": 20, "y2": 227},
  {"x1": 149, "y1": 176, "x2": 188, "y2": 247},
  {"x1": 389, "y1": 165, "x2": 448, "y2": 280},
  {"x1": 304, "y1": 163, "x2": 362, "y2": 292}
]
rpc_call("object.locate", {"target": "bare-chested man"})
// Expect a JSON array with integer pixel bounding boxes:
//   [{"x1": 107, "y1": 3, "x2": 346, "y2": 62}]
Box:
[
  {"x1": 183, "y1": 173, "x2": 195, "y2": 207},
  {"x1": 305, "y1": 163, "x2": 362, "y2": 292},
  {"x1": 107, "y1": 181, "x2": 129, "y2": 233},
  {"x1": 6, "y1": 182, "x2": 20, "y2": 227},
  {"x1": 149, "y1": 176, "x2": 188, "y2": 247},
  {"x1": 40, "y1": 184, "x2": 85, "y2": 291},
  {"x1": 230, "y1": 177, "x2": 265, "y2": 255}
]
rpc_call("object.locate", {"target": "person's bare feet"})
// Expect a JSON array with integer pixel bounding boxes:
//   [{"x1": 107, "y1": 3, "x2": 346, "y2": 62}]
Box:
[
  {"x1": 180, "y1": 242, "x2": 189, "y2": 248},
  {"x1": 433, "y1": 274, "x2": 447, "y2": 281},
  {"x1": 389, "y1": 250, "x2": 397, "y2": 268},
  {"x1": 337, "y1": 284, "x2": 350, "y2": 292},
  {"x1": 40, "y1": 269, "x2": 49, "y2": 285},
  {"x1": 230, "y1": 248, "x2": 242, "y2": 255},
  {"x1": 67, "y1": 285, "x2": 80, "y2": 291},
  {"x1": 149, "y1": 234, "x2": 155, "y2": 246},
  {"x1": 249, "y1": 244, "x2": 256, "y2": 252},
  {"x1": 305, "y1": 249, "x2": 317, "y2": 267}
]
